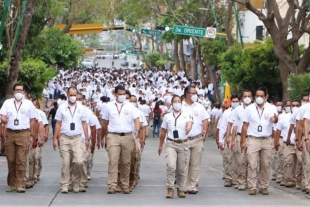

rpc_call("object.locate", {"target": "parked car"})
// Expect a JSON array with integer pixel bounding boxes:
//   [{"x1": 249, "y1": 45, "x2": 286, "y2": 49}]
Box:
[
  {"x1": 81, "y1": 58, "x2": 95, "y2": 69},
  {"x1": 121, "y1": 61, "x2": 129, "y2": 67},
  {"x1": 102, "y1": 53, "x2": 119, "y2": 59}
]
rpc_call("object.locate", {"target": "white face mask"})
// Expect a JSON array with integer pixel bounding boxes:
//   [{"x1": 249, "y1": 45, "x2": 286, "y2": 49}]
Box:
[
  {"x1": 285, "y1": 107, "x2": 291, "y2": 113},
  {"x1": 276, "y1": 106, "x2": 282, "y2": 112},
  {"x1": 77, "y1": 101, "x2": 82, "y2": 105},
  {"x1": 117, "y1": 95, "x2": 126, "y2": 103},
  {"x1": 173, "y1": 103, "x2": 182, "y2": 111},
  {"x1": 243, "y1": 97, "x2": 252, "y2": 105},
  {"x1": 191, "y1": 94, "x2": 198, "y2": 102},
  {"x1": 255, "y1": 97, "x2": 264, "y2": 105},
  {"x1": 69, "y1": 96, "x2": 76, "y2": 103},
  {"x1": 14, "y1": 93, "x2": 23, "y2": 100}
]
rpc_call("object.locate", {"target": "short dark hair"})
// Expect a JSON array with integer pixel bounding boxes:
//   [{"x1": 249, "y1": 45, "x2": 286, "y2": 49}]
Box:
[
  {"x1": 241, "y1": 90, "x2": 252, "y2": 97},
  {"x1": 13, "y1": 83, "x2": 24, "y2": 91},
  {"x1": 60, "y1": 94, "x2": 67, "y2": 100},
  {"x1": 125, "y1": 90, "x2": 131, "y2": 97},
  {"x1": 256, "y1": 87, "x2": 267, "y2": 96},
  {"x1": 115, "y1": 85, "x2": 125, "y2": 94},
  {"x1": 184, "y1": 85, "x2": 195, "y2": 97},
  {"x1": 302, "y1": 93, "x2": 309, "y2": 98},
  {"x1": 230, "y1": 94, "x2": 239, "y2": 101},
  {"x1": 291, "y1": 99, "x2": 300, "y2": 104},
  {"x1": 101, "y1": 96, "x2": 109, "y2": 103},
  {"x1": 67, "y1": 87, "x2": 77, "y2": 93},
  {"x1": 284, "y1": 100, "x2": 291, "y2": 105},
  {"x1": 171, "y1": 95, "x2": 181, "y2": 104}
]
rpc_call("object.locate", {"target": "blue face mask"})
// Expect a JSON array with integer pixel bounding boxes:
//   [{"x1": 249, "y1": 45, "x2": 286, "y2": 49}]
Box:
[{"x1": 231, "y1": 103, "x2": 239, "y2": 109}]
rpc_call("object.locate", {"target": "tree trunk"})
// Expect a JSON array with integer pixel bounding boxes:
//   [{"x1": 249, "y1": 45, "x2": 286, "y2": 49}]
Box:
[
  {"x1": 136, "y1": 32, "x2": 151, "y2": 69},
  {"x1": 197, "y1": 48, "x2": 206, "y2": 86},
  {"x1": 179, "y1": 40, "x2": 186, "y2": 72},
  {"x1": 279, "y1": 60, "x2": 289, "y2": 100},
  {"x1": 225, "y1": 1, "x2": 234, "y2": 46},
  {"x1": 5, "y1": 0, "x2": 37, "y2": 99},
  {"x1": 190, "y1": 46, "x2": 197, "y2": 80},
  {"x1": 207, "y1": 65, "x2": 221, "y2": 103},
  {"x1": 173, "y1": 40, "x2": 181, "y2": 71}
]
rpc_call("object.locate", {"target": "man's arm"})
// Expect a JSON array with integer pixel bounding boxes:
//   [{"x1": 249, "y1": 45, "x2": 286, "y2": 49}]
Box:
[
  {"x1": 53, "y1": 120, "x2": 61, "y2": 150},
  {"x1": 274, "y1": 130, "x2": 281, "y2": 151},
  {"x1": 101, "y1": 120, "x2": 109, "y2": 148},
  {"x1": 90, "y1": 125, "x2": 97, "y2": 153},
  {"x1": 202, "y1": 119, "x2": 208, "y2": 141},
  {"x1": 240, "y1": 122, "x2": 249, "y2": 153},
  {"x1": 158, "y1": 128, "x2": 167, "y2": 156},
  {"x1": 30, "y1": 118, "x2": 37, "y2": 148},
  {"x1": 225, "y1": 122, "x2": 233, "y2": 146},
  {"x1": 286, "y1": 124, "x2": 294, "y2": 146}
]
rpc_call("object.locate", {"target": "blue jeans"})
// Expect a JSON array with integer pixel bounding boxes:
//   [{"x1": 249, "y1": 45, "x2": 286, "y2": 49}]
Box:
[
  {"x1": 153, "y1": 120, "x2": 162, "y2": 138},
  {"x1": 52, "y1": 119, "x2": 56, "y2": 135}
]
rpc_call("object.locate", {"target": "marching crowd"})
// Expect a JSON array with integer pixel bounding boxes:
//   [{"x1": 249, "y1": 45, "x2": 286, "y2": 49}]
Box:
[{"x1": 0, "y1": 66, "x2": 310, "y2": 199}]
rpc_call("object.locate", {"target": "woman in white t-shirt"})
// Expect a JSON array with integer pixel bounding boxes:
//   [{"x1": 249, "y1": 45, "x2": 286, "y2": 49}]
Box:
[{"x1": 158, "y1": 95, "x2": 193, "y2": 199}]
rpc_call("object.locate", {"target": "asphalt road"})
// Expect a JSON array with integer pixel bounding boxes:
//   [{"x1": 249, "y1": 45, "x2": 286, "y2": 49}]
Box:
[
  {"x1": 1, "y1": 127, "x2": 310, "y2": 206},
  {"x1": 96, "y1": 57, "x2": 128, "y2": 69}
]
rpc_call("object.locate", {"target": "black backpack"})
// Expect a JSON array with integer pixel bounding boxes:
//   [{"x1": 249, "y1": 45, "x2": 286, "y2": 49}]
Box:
[{"x1": 153, "y1": 111, "x2": 160, "y2": 122}]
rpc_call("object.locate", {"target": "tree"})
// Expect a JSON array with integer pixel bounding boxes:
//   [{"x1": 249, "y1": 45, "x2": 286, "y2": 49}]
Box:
[
  {"x1": 232, "y1": 0, "x2": 310, "y2": 99},
  {"x1": 220, "y1": 38, "x2": 282, "y2": 98},
  {"x1": 5, "y1": 0, "x2": 37, "y2": 99},
  {"x1": 146, "y1": 52, "x2": 160, "y2": 67},
  {"x1": 0, "y1": 59, "x2": 58, "y2": 98},
  {"x1": 29, "y1": 28, "x2": 84, "y2": 69},
  {"x1": 288, "y1": 73, "x2": 310, "y2": 100}
]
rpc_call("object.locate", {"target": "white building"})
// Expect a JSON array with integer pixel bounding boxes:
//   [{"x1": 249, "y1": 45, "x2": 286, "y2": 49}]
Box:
[{"x1": 237, "y1": 0, "x2": 309, "y2": 46}]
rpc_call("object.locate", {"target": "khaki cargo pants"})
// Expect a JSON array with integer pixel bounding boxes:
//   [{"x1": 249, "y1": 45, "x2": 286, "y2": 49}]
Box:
[
  {"x1": 185, "y1": 136, "x2": 204, "y2": 191},
  {"x1": 5, "y1": 130, "x2": 30, "y2": 188},
  {"x1": 246, "y1": 136, "x2": 273, "y2": 190},
  {"x1": 59, "y1": 134, "x2": 84, "y2": 188},
  {"x1": 107, "y1": 133, "x2": 134, "y2": 190},
  {"x1": 165, "y1": 140, "x2": 189, "y2": 191}
]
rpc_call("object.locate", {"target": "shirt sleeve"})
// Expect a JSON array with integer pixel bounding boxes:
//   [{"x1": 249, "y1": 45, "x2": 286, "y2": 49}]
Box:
[
  {"x1": 303, "y1": 108, "x2": 310, "y2": 120},
  {"x1": 201, "y1": 106, "x2": 210, "y2": 120},
  {"x1": 275, "y1": 118, "x2": 284, "y2": 131},
  {"x1": 102, "y1": 104, "x2": 110, "y2": 120},
  {"x1": 242, "y1": 107, "x2": 251, "y2": 123},
  {"x1": 29, "y1": 104, "x2": 38, "y2": 119},
  {"x1": 161, "y1": 115, "x2": 168, "y2": 129},
  {"x1": 0, "y1": 100, "x2": 8, "y2": 115},
  {"x1": 55, "y1": 107, "x2": 62, "y2": 121}
]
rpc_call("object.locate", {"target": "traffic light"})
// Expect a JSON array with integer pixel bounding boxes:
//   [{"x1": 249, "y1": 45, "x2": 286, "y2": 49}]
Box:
[
  {"x1": 155, "y1": 25, "x2": 170, "y2": 31},
  {"x1": 155, "y1": 25, "x2": 165, "y2": 30},
  {"x1": 126, "y1": 28, "x2": 136, "y2": 32}
]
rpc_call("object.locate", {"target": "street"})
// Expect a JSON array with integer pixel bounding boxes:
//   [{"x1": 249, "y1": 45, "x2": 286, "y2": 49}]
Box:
[
  {"x1": 96, "y1": 57, "x2": 129, "y2": 69},
  {"x1": 0, "y1": 128, "x2": 310, "y2": 207}
]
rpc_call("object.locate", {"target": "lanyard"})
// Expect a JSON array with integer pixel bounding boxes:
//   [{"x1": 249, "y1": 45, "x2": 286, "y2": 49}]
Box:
[
  {"x1": 256, "y1": 106, "x2": 264, "y2": 124},
  {"x1": 68, "y1": 105, "x2": 77, "y2": 119},
  {"x1": 14, "y1": 101, "x2": 22, "y2": 118},
  {"x1": 115, "y1": 103, "x2": 124, "y2": 115},
  {"x1": 173, "y1": 112, "x2": 182, "y2": 127}
]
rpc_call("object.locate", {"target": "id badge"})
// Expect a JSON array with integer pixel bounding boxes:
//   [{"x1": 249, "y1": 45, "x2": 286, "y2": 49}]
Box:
[
  {"x1": 173, "y1": 130, "x2": 179, "y2": 139},
  {"x1": 70, "y1": 123, "x2": 75, "y2": 130},
  {"x1": 258, "y1": 125, "x2": 262, "y2": 132},
  {"x1": 14, "y1": 119, "x2": 19, "y2": 126}
]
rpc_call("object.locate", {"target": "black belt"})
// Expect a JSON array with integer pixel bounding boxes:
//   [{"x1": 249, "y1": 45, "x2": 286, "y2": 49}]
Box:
[
  {"x1": 249, "y1": 136, "x2": 269, "y2": 139},
  {"x1": 110, "y1": 132, "x2": 132, "y2": 136},
  {"x1": 188, "y1": 135, "x2": 201, "y2": 140},
  {"x1": 7, "y1": 129, "x2": 29, "y2": 133},
  {"x1": 167, "y1": 138, "x2": 187, "y2": 143}
]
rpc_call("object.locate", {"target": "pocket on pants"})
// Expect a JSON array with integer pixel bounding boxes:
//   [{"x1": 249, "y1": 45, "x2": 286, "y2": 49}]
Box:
[{"x1": 184, "y1": 147, "x2": 189, "y2": 166}]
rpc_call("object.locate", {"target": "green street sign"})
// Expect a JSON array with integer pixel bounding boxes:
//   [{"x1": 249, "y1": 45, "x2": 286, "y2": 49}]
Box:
[
  {"x1": 140, "y1": 29, "x2": 162, "y2": 36},
  {"x1": 172, "y1": 25, "x2": 206, "y2": 37}
]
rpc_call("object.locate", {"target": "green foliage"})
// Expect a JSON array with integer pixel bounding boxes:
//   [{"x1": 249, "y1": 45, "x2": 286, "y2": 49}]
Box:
[
  {"x1": 88, "y1": 34, "x2": 101, "y2": 48},
  {"x1": 201, "y1": 38, "x2": 227, "y2": 66},
  {"x1": 0, "y1": 59, "x2": 58, "y2": 98},
  {"x1": 146, "y1": 52, "x2": 160, "y2": 67},
  {"x1": 28, "y1": 28, "x2": 84, "y2": 69},
  {"x1": 156, "y1": 59, "x2": 175, "y2": 67},
  {"x1": 220, "y1": 38, "x2": 282, "y2": 98},
  {"x1": 288, "y1": 73, "x2": 310, "y2": 100}
]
